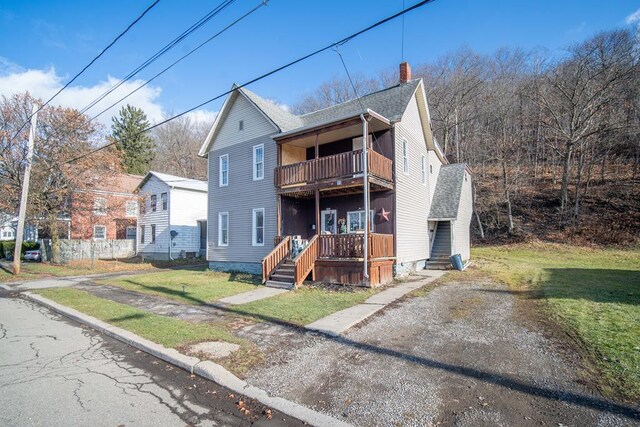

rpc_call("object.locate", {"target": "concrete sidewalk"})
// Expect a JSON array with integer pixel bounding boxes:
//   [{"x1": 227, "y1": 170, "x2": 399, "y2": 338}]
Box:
[{"x1": 305, "y1": 270, "x2": 445, "y2": 335}]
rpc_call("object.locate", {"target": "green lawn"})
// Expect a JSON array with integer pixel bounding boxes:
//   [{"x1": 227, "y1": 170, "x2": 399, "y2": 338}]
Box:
[
  {"x1": 472, "y1": 243, "x2": 640, "y2": 402},
  {"x1": 36, "y1": 287, "x2": 240, "y2": 348},
  {"x1": 98, "y1": 270, "x2": 260, "y2": 304},
  {"x1": 230, "y1": 287, "x2": 378, "y2": 326}
]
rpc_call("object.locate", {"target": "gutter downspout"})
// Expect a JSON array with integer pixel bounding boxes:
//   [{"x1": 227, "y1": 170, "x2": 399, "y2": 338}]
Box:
[
  {"x1": 168, "y1": 188, "x2": 173, "y2": 261},
  {"x1": 361, "y1": 114, "x2": 369, "y2": 282}
]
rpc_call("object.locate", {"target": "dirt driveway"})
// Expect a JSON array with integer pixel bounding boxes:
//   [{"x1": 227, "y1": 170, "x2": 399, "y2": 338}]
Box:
[{"x1": 247, "y1": 280, "x2": 640, "y2": 426}]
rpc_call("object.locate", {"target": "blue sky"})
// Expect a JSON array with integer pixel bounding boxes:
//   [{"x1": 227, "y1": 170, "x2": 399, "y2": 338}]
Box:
[{"x1": 0, "y1": 0, "x2": 638, "y2": 127}]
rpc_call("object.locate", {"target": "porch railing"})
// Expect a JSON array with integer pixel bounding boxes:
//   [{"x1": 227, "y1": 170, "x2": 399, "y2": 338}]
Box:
[
  {"x1": 261, "y1": 236, "x2": 291, "y2": 283},
  {"x1": 275, "y1": 149, "x2": 393, "y2": 187},
  {"x1": 293, "y1": 235, "x2": 318, "y2": 287},
  {"x1": 317, "y1": 233, "x2": 394, "y2": 259}
]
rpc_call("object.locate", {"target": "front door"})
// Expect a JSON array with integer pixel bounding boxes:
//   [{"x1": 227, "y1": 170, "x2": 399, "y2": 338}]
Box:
[{"x1": 321, "y1": 209, "x2": 337, "y2": 234}]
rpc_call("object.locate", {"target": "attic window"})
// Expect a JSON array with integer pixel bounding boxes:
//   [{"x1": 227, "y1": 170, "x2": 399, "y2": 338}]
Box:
[{"x1": 239, "y1": 120, "x2": 244, "y2": 131}]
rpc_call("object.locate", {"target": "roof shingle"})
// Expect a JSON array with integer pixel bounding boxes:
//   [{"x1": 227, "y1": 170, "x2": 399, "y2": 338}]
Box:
[{"x1": 428, "y1": 164, "x2": 467, "y2": 220}]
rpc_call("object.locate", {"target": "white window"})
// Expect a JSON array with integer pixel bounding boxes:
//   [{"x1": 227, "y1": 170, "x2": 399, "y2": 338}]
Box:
[
  {"x1": 218, "y1": 212, "x2": 229, "y2": 246},
  {"x1": 219, "y1": 154, "x2": 229, "y2": 186},
  {"x1": 93, "y1": 225, "x2": 106, "y2": 240},
  {"x1": 150, "y1": 194, "x2": 157, "y2": 212},
  {"x1": 126, "y1": 226, "x2": 136, "y2": 240},
  {"x1": 161, "y1": 192, "x2": 168, "y2": 210},
  {"x1": 125, "y1": 200, "x2": 138, "y2": 217},
  {"x1": 252, "y1": 208, "x2": 264, "y2": 246},
  {"x1": 421, "y1": 155, "x2": 427, "y2": 185},
  {"x1": 347, "y1": 210, "x2": 374, "y2": 233},
  {"x1": 402, "y1": 140, "x2": 409, "y2": 175},
  {"x1": 93, "y1": 197, "x2": 107, "y2": 216},
  {"x1": 253, "y1": 144, "x2": 264, "y2": 181}
]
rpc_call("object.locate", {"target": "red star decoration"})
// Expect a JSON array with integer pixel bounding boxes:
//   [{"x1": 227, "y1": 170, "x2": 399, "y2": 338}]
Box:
[{"x1": 377, "y1": 208, "x2": 390, "y2": 222}]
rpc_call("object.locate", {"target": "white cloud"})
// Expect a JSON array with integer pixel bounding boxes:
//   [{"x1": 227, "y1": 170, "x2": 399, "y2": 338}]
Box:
[
  {"x1": 185, "y1": 109, "x2": 217, "y2": 124},
  {"x1": 627, "y1": 8, "x2": 640, "y2": 25},
  {"x1": 0, "y1": 58, "x2": 215, "y2": 129}
]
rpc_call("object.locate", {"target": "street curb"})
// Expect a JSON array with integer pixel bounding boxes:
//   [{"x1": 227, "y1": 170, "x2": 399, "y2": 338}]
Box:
[{"x1": 23, "y1": 292, "x2": 351, "y2": 427}]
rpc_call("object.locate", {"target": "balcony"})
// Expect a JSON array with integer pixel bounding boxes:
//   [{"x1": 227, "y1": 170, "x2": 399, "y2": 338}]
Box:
[{"x1": 274, "y1": 149, "x2": 393, "y2": 192}]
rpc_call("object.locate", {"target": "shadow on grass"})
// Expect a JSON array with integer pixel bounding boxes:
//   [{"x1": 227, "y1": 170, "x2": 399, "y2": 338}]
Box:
[
  {"x1": 477, "y1": 268, "x2": 640, "y2": 305},
  {"x1": 96, "y1": 257, "x2": 209, "y2": 271},
  {"x1": 107, "y1": 313, "x2": 146, "y2": 322},
  {"x1": 106, "y1": 277, "x2": 640, "y2": 420}
]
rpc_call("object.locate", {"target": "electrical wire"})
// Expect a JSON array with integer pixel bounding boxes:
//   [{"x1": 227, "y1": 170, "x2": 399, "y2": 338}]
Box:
[
  {"x1": 7, "y1": 0, "x2": 161, "y2": 143},
  {"x1": 63, "y1": 0, "x2": 437, "y2": 166}
]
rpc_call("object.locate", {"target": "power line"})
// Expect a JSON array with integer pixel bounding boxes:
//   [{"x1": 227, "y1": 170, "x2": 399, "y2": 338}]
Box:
[
  {"x1": 79, "y1": 0, "x2": 238, "y2": 116},
  {"x1": 8, "y1": 0, "x2": 161, "y2": 143},
  {"x1": 88, "y1": 0, "x2": 267, "y2": 124},
  {"x1": 63, "y1": 0, "x2": 437, "y2": 166}
]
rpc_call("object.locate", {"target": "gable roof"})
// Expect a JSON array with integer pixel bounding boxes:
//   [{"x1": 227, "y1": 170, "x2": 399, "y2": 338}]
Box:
[
  {"x1": 428, "y1": 164, "x2": 468, "y2": 220},
  {"x1": 199, "y1": 80, "x2": 424, "y2": 156},
  {"x1": 137, "y1": 171, "x2": 207, "y2": 193}
]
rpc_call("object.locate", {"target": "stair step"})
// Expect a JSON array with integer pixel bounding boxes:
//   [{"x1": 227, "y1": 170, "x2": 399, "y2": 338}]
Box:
[
  {"x1": 277, "y1": 266, "x2": 294, "y2": 272},
  {"x1": 266, "y1": 280, "x2": 295, "y2": 290},
  {"x1": 271, "y1": 274, "x2": 294, "y2": 281}
]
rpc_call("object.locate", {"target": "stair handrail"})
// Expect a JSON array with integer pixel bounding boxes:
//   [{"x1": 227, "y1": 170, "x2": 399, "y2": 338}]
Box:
[
  {"x1": 293, "y1": 235, "x2": 318, "y2": 287},
  {"x1": 261, "y1": 236, "x2": 291, "y2": 283}
]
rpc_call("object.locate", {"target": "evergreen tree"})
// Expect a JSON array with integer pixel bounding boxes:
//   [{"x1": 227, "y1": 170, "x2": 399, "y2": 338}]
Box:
[{"x1": 111, "y1": 105, "x2": 155, "y2": 174}]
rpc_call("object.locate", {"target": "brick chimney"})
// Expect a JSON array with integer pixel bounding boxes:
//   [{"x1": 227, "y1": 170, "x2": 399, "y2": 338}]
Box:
[{"x1": 399, "y1": 61, "x2": 412, "y2": 83}]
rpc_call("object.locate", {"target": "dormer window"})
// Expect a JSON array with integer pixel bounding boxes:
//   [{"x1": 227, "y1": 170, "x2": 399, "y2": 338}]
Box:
[{"x1": 239, "y1": 120, "x2": 244, "y2": 131}]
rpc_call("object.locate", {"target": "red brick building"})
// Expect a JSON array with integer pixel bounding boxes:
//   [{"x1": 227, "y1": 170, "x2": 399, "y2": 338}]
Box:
[{"x1": 70, "y1": 173, "x2": 143, "y2": 240}]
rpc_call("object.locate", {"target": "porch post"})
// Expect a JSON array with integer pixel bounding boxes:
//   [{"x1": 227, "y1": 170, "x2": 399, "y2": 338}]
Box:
[
  {"x1": 314, "y1": 133, "x2": 319, "y2": 159},
  {"x1": 276, "y1": 194, "x2": 282, "y2": 237},
  {"x1": 315, "y1": 190, "x2": 320, "y2": 236},
  {"x1": 361, "y1": 114, "x2": 370, "y2": 283}
]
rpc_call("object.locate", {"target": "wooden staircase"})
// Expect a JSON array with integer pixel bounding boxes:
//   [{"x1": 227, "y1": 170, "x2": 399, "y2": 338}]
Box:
[
  {"x1": 426, "y1": 221, "x2": 452, "y2": 270},
  {"x1": 266, "y1": 259, "x2": 295, "y2": 289}
]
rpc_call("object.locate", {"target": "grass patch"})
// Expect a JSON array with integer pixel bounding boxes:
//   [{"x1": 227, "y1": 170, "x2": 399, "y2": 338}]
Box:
[
  {"x1": 99, "y1": 270, "x2": 259, "y2": 304},
  {"x1": 0, "y1": 258, "x2": 205, "y2": 283},
  {"x1": 229, "y1": 286, "x2": 378, "y2": 326},
  {"x1": 473, "y1": 242, "x2": 640, "y2": 402}
]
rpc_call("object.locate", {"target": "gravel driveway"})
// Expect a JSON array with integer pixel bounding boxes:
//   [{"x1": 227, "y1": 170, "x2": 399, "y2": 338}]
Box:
[{"x1": 247, "y1": 280, "x2": 640, "y2": 426}]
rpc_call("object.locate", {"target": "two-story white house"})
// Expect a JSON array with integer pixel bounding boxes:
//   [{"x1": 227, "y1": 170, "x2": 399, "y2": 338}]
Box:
[
  {"x1": 199, "y1": 63, "x2": 473, "y2": 288},
  {"x1": 136, "y1": 171, "x2": 207, "y2": 260}
]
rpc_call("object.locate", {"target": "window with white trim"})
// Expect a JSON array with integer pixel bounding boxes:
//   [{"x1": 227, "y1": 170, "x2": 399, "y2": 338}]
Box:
[
  {"x1": 126, "y1": 226, "x2": 136, "y2": 240},
  {"x1": 219, "y1": 154, "x2": 229, "y2": 186},
  {"x1": 402, "y1": 140, "x2": 409, "y2": 175},
  {"x1": 125, "y1": 200, "x2": 138, "y2": 217},
  {"x1": 161, "y1": 192, "x2": 168, "y2": 210},
  {"x1": 252, "y1": 208, "x2": 264, "y2": 246},
  {"x1": 421, "y1": 155, "x2": 427, "y2": 185},
  {"x1": 253, "y1": 144, "x2": 264, "y2": 180},
  {"x1": 150, "y1": 195, "x2": 157, "y2": 212},
  {"x1": 346, "y1": 210, "x2": 374, "y2": 233},
  {"x1": 93, "y1": 197, "x2": 107, "y2": 216},
  {"x1": 140, "y1": 225, "x2": 145, "y2": 244},
  {"x1": 151, "y1": 224, "x2": 156, "y2": 243},
  {"x1": 93, "y1": 225, "x2": 106, "y2": 240},
  {"x1": 218, "y1": 212, "x2": 229, "y2": 246}
]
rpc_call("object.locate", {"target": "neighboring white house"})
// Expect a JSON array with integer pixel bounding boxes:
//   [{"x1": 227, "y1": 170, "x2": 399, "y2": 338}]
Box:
[
  {"x1": 0, "y1": 216, "x2": 38, "y2": 242},
  {"x1": 135, "y1": 171, "x2": 207, "y2": 260}
]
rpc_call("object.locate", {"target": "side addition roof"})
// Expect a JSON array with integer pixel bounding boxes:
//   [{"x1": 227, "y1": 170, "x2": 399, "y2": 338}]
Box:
[
  {"x1": 136, "y1": 171, "x2": 207, "y2": 193},
  {"x1": 428, "y1": 164, "x2": 468, "y2": 220}
]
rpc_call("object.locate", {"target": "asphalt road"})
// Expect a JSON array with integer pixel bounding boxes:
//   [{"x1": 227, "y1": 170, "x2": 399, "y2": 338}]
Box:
[{"x1": 0, "y1": 294, "x2": 302, "y2": 426}]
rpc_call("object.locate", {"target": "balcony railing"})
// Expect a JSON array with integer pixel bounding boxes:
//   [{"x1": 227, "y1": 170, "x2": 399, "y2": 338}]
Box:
[{"x1": 275, "y1": 149, "x2": 393, "y2": 188}]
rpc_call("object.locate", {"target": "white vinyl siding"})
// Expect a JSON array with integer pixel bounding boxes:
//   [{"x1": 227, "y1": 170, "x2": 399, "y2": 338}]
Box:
[
  {"x1": 137, "y1": 176, "x2": 169, "y2": 254},
  {"x1": 169, "y1": 188, "x2": 207, "y2": 254},
  {"x1": 252, "y1": 208, "x2": 264, "y2": 246},
  {"x1": 452, "y1": 171, "x2": 473, "y2": 261},
  {"x1": 218, "y1": 212, "x2": 229, "y2": 246},
  {"x1": 253, "y1": 144, "x2": 264, "y2": 180},
  {"x1": 219, "y1": 154, "x2": 229, "y2": 186},
  {"x1": 395, "y1": 92, "x2": 432, "y2": 265}
]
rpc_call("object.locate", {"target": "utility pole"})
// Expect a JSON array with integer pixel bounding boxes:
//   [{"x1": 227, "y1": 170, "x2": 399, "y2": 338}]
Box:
[{"x1": 13, "y1": 104, "x2": 38, "y2": 275}]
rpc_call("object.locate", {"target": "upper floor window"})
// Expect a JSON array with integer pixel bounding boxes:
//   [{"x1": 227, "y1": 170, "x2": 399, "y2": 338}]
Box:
[
  {"x1": 421, "y1": 155, "x2": 427, "y2": 185},
  {"x1": 430, "y1": 164, "x2": 433, "y2": 174},
  {"x1": 252, "y1": 208, "x2": 264, "y2": 246},
  {"x1": 150, "y1": 195, "x2": 157, "y2": 212},
  {"x1": 93, "y1": 197, "x2": 107, "y2": 216},
  {"x1": 219, "y1": 154, "x2": 229, "y2": 186},
  {"x1": 125, "y1": 200, "x2": 138, "y2": 217},
  {"x1": 402, "y1": 140, "x2": 409, "y2": 175},
  {"x1": 253, "y1": 144, "x2": 264, "y2": 181},
  {"x1": 161, "y1": 192, "x2": 168, "y2": 210},
  {"x1": 239, "y1": 120, "x2": 244, "y2": 131}
]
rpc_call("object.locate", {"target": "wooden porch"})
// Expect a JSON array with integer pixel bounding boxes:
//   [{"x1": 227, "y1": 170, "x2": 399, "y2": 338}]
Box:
[{"x1": 262, "y1": 233, "x2": 394, "y2": 288}]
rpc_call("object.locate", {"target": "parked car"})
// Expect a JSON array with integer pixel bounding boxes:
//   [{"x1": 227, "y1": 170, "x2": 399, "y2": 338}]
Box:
[{"x1": 24, "y1": 250, "x2": 41, "y2": 262}]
